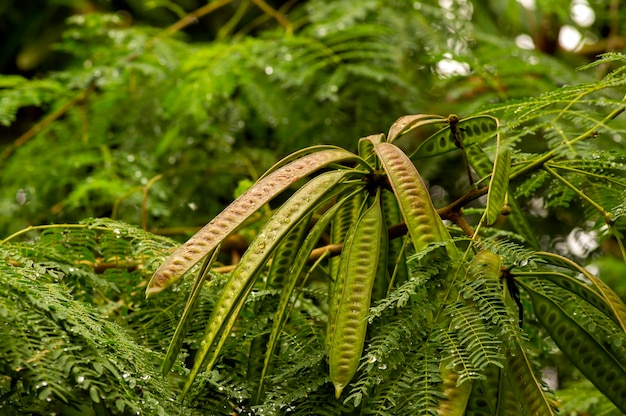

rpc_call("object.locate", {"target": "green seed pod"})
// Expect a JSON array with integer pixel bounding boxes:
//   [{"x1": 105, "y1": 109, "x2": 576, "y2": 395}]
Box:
[
  {"x1": 181, "y1": 170, "x2": 353, "y2": 396},
  {"x1": 464, "y1": 363, "x2": 521, "y2": 416},
  {"x1": 520, "y1": 280, "x2": 626, "y2": 414},
  {"x1": 466, "y1": 144, "x2": 540, "y2": 249},
  {"x1": 330, "y1": 190, "x2": 365, "y2": 281},
  {"x1": 257, "y1": 187, "x2": 366, "y2": 402},
  {"x1": 485, "y1": 147, "x2": 511, "y2": 226},
  {"x1": 330, "y1": 191, "x2": 385, "y2": 398},
  {"x1": 267, "y1": 214, "x2": 312, "y2": 288},
  {"x1": 470, "y1": 250, "x2": 503, "y2": 280},
  {"x1": 387, "y1": 114, "x2": 446, "y2": 143},
  {"x1": 504, "y1": 341, "x2": 557, "y2": 415},
  {"x1": 411, "y1": 115, "x2": 499, "y2": 159},
  {"x1": 374, "y1": 142, "x2": 454, "y2": 257},
  {"x1": 381, "y1": 188, "x2": 409, "y2": 287},
  {"x1": 358, "y1": 134, "x2": 384, "y2": 165},
  {"x1": 437, "y1": 358, "x2": 472, "y2": 416}
]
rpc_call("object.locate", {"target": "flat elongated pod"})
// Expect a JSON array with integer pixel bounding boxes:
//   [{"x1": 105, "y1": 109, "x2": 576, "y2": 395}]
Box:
[
  {"x1": 330, "y1": 190, "x2": 365, "y2": 279},
  {"x1": 536, "y1": 252, "x2": 626, "y2": 332},
  {"x1": 161, "y1": 247, "x2": 220, "y2": 376},
  {"x1": 411, "y1": 115, "x2": 499, "y2": 159},
  {"x1": 330, "y1": 192, "x2": 385, "y2": 398},
  {"x1": 520, "y1": 272, "x2": 625, "y2": 330},
  {"x1": 256, "y1": 188, "x2": 364, "y2": 402},
  {"x1": 258, "y1": 145, "x2": 369, "y2": 180},
  {"x1": 464, "y1": 363, "x2": 519, "y2": 416},
  {"x1": 373, "y1": 142, "x2": 452, "y2": 255},
  {"x1": 370, "y1": 198, "x2": 389, "y2": 304},
  {"x1": 181, "y1": 170, "x2": 353, "y2": 396},
  {"x1": 505, "y1": 341, "x2": 557, "y2": 415},
  {"x1": 470, "y1": 250, "x2": 502, "y2": 279},
  {"x1": 519, "y1": 280, "x2": 626, "y2": 413},
  {"x1": 147, "y1": 149, "x2": 361, "y2": 296},
  {"x1": 467, "y1": 145, "x2": 540, "y2": 249},
  {"x1": 387, "y1": 114, "x2": 446, "y2": 143},
  {"x1": 380, "y1": 189, "x2": 408, "y2": 287},
  {"x1": 484, "y1": 146, "x2": 511, "y2": 226},
  {"x1": 358, "y1": 134, "x2": 384, "y2": 166},
  {"x1": 437, "y1": 358, "x2": 472, "y2": 416},
  {"x1": 327, "y1": 195, "x2": 367, "y2": 348},
  {"x1": 266, "y1": 213, "x2": 312, "y2": 288}
]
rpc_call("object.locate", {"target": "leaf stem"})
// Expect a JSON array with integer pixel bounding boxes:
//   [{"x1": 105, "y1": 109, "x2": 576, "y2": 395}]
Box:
[{"x1": 509, "y1": 101, "x2": 626, "y2": 181}]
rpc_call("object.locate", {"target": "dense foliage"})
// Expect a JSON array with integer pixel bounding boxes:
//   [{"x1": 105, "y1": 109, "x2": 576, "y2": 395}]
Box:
[{"x1": 1, "y1": 0, "x2": 626, "y2": 415}]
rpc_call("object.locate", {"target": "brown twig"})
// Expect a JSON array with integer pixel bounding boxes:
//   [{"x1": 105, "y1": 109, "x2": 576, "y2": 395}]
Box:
[
  {"x1": 209, "y1": 186, "x2": 491, "y2": 273},
  {"x1": 147, "y1": 0, "x2": 235, "y2": 47},
  {"x1": 250, "y1": 0, "x2": 293, "y2": 34}
]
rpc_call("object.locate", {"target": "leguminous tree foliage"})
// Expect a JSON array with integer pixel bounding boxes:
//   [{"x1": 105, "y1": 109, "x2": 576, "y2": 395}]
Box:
[{"x1": 2, "y1": 1, "x2": 626, "y2": 415}]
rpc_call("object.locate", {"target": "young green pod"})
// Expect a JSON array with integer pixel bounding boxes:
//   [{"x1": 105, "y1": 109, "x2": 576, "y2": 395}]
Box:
[
  {"x1": 147, "y1": 149, "x2": 361, "y2": 296},
  {"x1": 266, "y1": 213, "x2": 312, "y2": 288},
  {"x1": 504, "y1": 341, "x2": 558, "y2": 415},
  {"x1": 484, "y1": 145, "x2": 511, "y2": 226},
  {"x1": 411, "y1": 115, "x2": 499, "y2": 159},
  {"x1": 464, "y1": 363, "x2": 521, "y2": 416},
  {"x1": 161, "y1": 246, "x2": 220, "y2": 376},
  {"x1": 329, "y1": 190, "x2": 365, "y2": 281},
  {"x1": 181, "y1": 170, "x2": 353, "y2": 396},
  {"x1": 466, "y1": 144, "x2": 540, "y2": 249},
  {"x1": 536, "y1": 252, "x2": 626, "y2": 332},
  {"x1": 374, "y1": 142, "x2": 453, "y2": 256},
  {"x1": 380, "y1": 188, "x2": 409, "y2": 287},
  {"x1": 519, "y1": 280, "x2": 626, "y2": 413},
  {"x1": 437, "y1": 358, "x2": 472, "y2": 416},
  {"x1": 256, "y1": 188, "x2": 365, "y2": 402},
  {"x1": 330, "y1": 191, "x2": 385, "y2": 398},
  {"x1": 470, "y1": 250, "x2": 503, "y2": 280},
  {"x1": 327, "y1": 195, "x2": 367, "y2": 349},
  {"x1": 387, "y1": 114, "x2": 446, "y2": 143}
]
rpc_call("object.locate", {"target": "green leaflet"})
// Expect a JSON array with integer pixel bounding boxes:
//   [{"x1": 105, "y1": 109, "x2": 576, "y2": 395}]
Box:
[
  {"x1": 146, "y1": 148, "x2": 362, "y2": 297},
  {"x1": 519, "y1": 279, "x2": 626, "y2": 414},
  {"x1": 410, "y1": 115, "x2": 499, "y2": 159},
  {"x1": 181, "y1": 170, "x2": 355, "y2": 396}
]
